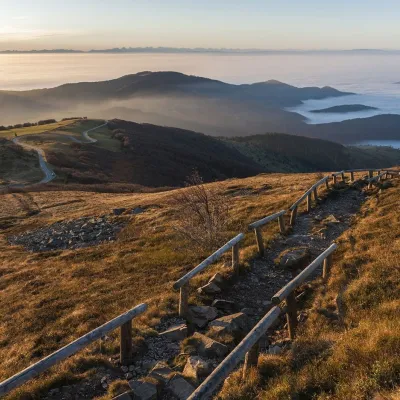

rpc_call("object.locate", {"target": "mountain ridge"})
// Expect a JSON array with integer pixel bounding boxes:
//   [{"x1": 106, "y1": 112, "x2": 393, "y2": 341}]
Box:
[{"x1": 1, "y1": 71, "x2": 400, "y2": 145}]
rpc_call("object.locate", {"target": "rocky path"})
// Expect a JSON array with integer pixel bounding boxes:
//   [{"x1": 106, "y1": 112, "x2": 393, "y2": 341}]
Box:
[
  {"x1": 42, "y1": 184, "x2": 367, "y2": 400},
  {"x1": 221, "y1": 183, "x2": 365, "y2": 324},
  {"x1": 110, "y1": 184, "x2": 366, "y2": 399}
]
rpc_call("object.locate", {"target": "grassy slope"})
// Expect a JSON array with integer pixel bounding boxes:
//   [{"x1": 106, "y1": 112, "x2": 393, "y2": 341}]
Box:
[
  {"x1": 0, "y1": 172, "x2": 329, "y2": 398},
  {"x1": 0, "y1": 139, "x2": 43, "y2": 185},
  {"x1": 41, "y1": 119, "x2": 263, "y2": 187},
  {"x1": 219, "y1": 180, "x2": 400, "y2": 400}
]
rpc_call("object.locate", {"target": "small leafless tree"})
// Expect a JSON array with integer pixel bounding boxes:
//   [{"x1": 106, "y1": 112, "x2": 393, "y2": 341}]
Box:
[{"x1": 172, "y1": 171, "x2": 230, "y2": 251}]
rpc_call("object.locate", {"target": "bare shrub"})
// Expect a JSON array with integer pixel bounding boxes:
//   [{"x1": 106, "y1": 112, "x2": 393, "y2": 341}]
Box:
[{"x1": 172, "y1": 171, "x2": 230, "y2": 251}]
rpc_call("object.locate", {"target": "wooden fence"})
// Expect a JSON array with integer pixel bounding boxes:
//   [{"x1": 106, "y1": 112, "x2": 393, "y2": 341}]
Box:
[
  {"x1": 248, "y1": 210, "x2": 286, "y2": 256},
  {"x1": 341, "y1": 168, "x2": 379, "y2": 182},
  {"x1": 188, "y1": 244, "x2": 338, "y2": 400},
  {"x1": 173, "y1": 167, "x2": 395, "y2": 320},
  {"x1": 2, "y1": 167, "x2": 397, "y2": 398},
  {"x1": 368, "y1": 171, "x2": 387, "y2": 188},
  {"x1": 187, "y1": 168, "x2": 396, "y2": 399},
  {"x1": 272, "y1": 243, "x2": 337, "y2": 339},
  {"x1": 173, "y1": 233, "x2": 244, "y2": 318},
  {"x1": 289, "y1": 176, "x2": 330, "y2": 225},
  {"x1": 0, "y1": 303, "x2": 147, "y2": 396},
  {"x1": 331, "y1": 170, "x2": 345, "y2": 184}
]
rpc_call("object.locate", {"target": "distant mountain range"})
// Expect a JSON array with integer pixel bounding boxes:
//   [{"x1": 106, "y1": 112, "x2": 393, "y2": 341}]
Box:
[
  {"x1": 1, "y1": 71, "x2": 400, "y2": 144},
  {"x1": 1, "y1": 48, "x2": 400, "y2": 54}
]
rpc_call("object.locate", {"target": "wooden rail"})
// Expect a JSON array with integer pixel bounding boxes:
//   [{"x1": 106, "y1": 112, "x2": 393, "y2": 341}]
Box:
[
  {"x1": 189, "y1": 244, "x2": 339, "y2": 399},
  {"x1": 368, "y1": 171, "x2": 387, "y2": 188},
  {"x1": 341, "y1": 168, "x2": 384, "y2": 182},
  {"x1": 0, "y1": 303, "x2": 148, "y2": 396},
  {"x1": 187, "y1": 306, "x2": 282, "y2": 400},
  {"x1": 331, "y1": 170, "x2": 345, "y2": 184},
  {"x1": 272, "y1": 244, "x2": 337, "y2": 339},
  {"x1": 173, "y1": 233, "x2": 244, "y2": 318},
  {"x1": 289, "y1": 176, "x2": 330, "y2": 225},
  {"x1": 248, "y1": 210, "x2": 286, "y2": 256}
]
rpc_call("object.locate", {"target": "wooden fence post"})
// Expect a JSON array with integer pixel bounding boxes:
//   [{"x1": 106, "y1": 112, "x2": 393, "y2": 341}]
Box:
[
  {"x1": 278, "y1": 214, "x2": 286, "y2": 234},
  {"x1": 333, "y1": 175, "x2": 337, "y2": 185},
  {"x1": 290, "y1": 207, "x2": 298, "y2": 226},
  {"x1": 307, "y1": 193, "x2": 312, "y2": 212},
  {"x1": 341, "y1": 172, "x2": 345, "y2": 181},
  {"x1": 369, "y1": 170, "x2": 373, "y2": 178},
  {"x1": 179, "y1": 283, "x2": 190, "y2": 318},
  {"x1": 286, "y1": 293, "x2": 298, "y2": 340},
  {"x1": 242, "y1": 340, "x2": 260, "y2": 379},
  {"x1": 322, "y1": 254, "x2": 333, "y2": 280},
  {"x1": 120, "y1": 320, "x2": 133, "y2": 365},
  {"x1": 350, "y1": 171, "x2": 354, "y2": 182},
  {"x1": 325, "y1": 179, "x2": 329, "y2": 190},
  {"x1": 232, "y1": 243, "x2": 240, "y2": 275},
  {"x1": 313, "y1": 188, "x2": 318, "y2": 202},
  {"x1": 254, "y1": 228, "x2": 264, "y2": 257}
]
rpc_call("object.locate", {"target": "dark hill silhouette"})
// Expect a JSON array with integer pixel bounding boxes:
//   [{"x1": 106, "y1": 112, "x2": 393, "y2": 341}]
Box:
[
  {"x1": 44, "y1": 119, "x2": 400, "y2": 187},
  {"x1": 305, "y1": 114, "x2": 400, "y2": 143},
  {"x1": 225, "y1": 132, "x2": 400, "y2": 172},
  {"x1": 310, "y1": 104, "x2": 378, "y2": 113},
  {"x1": 47, "y1": 119, "x2": 263, "y2": 187}
]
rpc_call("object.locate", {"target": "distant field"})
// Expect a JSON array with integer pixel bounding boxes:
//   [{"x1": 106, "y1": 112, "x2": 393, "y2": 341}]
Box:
[{"x1": 0, "y1": 120, "x2": 78, "y2": 140}]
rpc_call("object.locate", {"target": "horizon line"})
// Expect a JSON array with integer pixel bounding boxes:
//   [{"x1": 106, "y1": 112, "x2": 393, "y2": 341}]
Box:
[{"x1": 1, "y1": 47, "x2": 400, "y2": 54}]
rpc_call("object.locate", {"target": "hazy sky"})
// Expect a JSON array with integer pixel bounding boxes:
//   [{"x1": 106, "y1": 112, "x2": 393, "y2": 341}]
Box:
[{"x1": 1, "y1": 0, "x2": 400, "y2": 51}]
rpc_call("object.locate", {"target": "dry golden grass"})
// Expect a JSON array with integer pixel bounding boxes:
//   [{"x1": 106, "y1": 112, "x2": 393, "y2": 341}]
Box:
[
  {"x1": 0, "y1": 172, "x2": 330, "y2": 398},
  {"x1": 218, "y1": 179, "x2": 400, "y2": 400},
  {"x1": 0, "y1": 145, "x2": 43, "y2": 186},
  {"x1": 0, "y1": 120, "x2": 79, "y2": 140}
]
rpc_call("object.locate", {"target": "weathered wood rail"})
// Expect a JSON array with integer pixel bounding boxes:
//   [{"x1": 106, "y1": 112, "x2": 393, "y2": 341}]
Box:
[
  {"x1": 187, "y1": 306, "x2": 282, "y2": 400},
  {"x1": 173, "y1": 233, "x2": 245, "y2": 318},
  {"x1": 367, "y1": 171, "x2": 387, "y2": 189},
  {"x1": 342, "y1": 168, "x2": 380, "y2": 182},
  {"x1": 248, "y1": 210, "x2": 286, "y2": 256},
  {"x1": 289, "y1": 176, "x2": 330, "y2": 225},
  {"x1": 0, "y1": 303, "x2": 147, "y2": 396},
  {"x1": 331, "y1": 170, "x2": 345, "y2": 184},
  {"x1": 272, "y1": 243, "x2": 338, "y2": 339},
  {"x1": 188, "y1": 244, "x2": 338, "y2": 399}
]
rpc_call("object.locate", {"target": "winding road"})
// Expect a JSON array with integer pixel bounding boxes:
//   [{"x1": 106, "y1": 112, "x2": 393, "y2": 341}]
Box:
[
  {"x1": 11, "y1": 121, "x2": 107, "y2": 186},
  {"x1": 81, "y1": 122, "x2": 108, "y2": 143}
]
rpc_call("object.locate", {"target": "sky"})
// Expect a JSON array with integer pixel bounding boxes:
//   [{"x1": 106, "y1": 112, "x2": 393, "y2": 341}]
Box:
[{"x1": 1, "y1": 0, "x2": 400, "y2": 51}]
